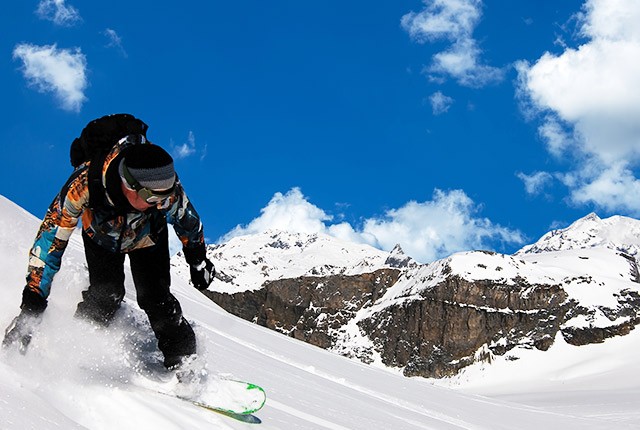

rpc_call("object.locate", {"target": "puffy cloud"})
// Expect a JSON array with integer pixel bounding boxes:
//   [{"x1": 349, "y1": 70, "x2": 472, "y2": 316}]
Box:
[
  {"x1": 429, "y1": 91, "x2": 454, "y2": 115},
  {"x1": 517, "y1": 171, "x2": 554, "y2": 196},
  {"x1": 564, "y1": 163, "x2": 640, "y2": 213},
  {"x1": 36, "y1": 0, "x2": 81, "y2": 27},
  {"x1": 221, "y1": 188, "x2": 334, "y2": 241},
  {"x1": 13, "y1": 43, "x2": 88, "y2": 112},
  {"x1": 401, "y1": 0, "x2": 481, "y2": 42},
  {"x1": 221, "y1": 187, "x2": 524, "y2": 263},
  {"x1": 360, "y1": 189, "x2": 524, "y2": 262},
  {"x1": 580, "y1": 0, "x2": 640, "y2": 41},
  {"x1": 536, "y1": 116, "x2": 576, "y2": 158},
  {"x1": 401, "y1": 0, "x2": 504, "y2": 87},
  {"x1": 516, "y1": 0, "x2": 640, "y2": 214}
]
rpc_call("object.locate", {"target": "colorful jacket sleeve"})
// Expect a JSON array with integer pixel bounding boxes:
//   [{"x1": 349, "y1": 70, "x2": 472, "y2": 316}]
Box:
[
  {"x1": 164, "y1": 180, "x2": 206, "y2": 265},
  {"x1": 26, "y1": 167, "x2": 89, "y2": 301}
]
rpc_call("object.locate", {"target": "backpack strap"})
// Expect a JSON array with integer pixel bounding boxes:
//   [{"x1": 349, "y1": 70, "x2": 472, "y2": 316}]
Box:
[{"x1": 87, "y1": 154, "x2": 107, "y2": 210}]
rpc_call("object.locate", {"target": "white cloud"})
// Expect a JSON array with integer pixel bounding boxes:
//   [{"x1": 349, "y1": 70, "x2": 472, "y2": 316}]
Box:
[
  {"x1": 221, "y1": 188, "x2": 334, "y2": 241},
  {"x1": 171, "y1": 131, "x2": 207, "y2": 161},
  {"x1": 36, "y1": 0, "x2": 81, "y2": 27},
  {"x1": 566, "y1": 163, "x2": 640, "y2": 213},
  {"x1": 360, "y1": 189, "x2": 524, "y2": 262},
  {"x1": 536, "y1": 116, "x2": 575, "y2": 158},
  {"x1": 173, "y1": 131, "x2": 197, "y2": 159},
  {"x1": 401, "y1": 0, "x2": 504, "y2": 87},
  {"x1": 516, "y1": 0, "x2": 640, "y2": 214},
  {"x1": 430, "y1": 38, "x2": 504, "y2": 87},
  {"x1": 580, "y1": 0, "x2": 640, "y2": 41},
  {"x1": 13, "y1": 43, "x2": 88, "y2": 112},
  {"x1": 221, "y1": 187, "x2": 524, "y2": 263},
  {"x1": 429, "y1": 91, "x2": 454, "y2": 115},
  {"x1": 401, "y1": 0, "x2": 481, "y2": 42},
  {"x1": 517, "y1": 171, "x2": 554, "y2": 196},
  {"x1": 104, "y1": 29, "x2": 127, "y2": 58}
]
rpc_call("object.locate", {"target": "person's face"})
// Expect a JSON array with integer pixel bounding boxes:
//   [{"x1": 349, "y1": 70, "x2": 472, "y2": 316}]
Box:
[{"x1": 121, "y1": 181, "x2": 155, "y2": 211}]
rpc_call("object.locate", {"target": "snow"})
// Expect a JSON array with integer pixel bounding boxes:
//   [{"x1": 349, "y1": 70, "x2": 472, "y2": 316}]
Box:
[
  {"x1": 435, "y1": 330, "x2": 640, "y2": 424},
  {"x1": 517, "y1": 213, "x2": 640, "y2": 257},
  {"x1": 2, "y1": 194, "x2": 640, "y2": 429},
  {"x1": 172, "y1": 229, "x2": 392, "y2": 294}
]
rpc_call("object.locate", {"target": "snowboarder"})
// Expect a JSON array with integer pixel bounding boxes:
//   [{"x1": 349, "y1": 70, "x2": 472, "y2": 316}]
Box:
[{"x1": 2, "y1": 114, "x2": 215, "y2": 370}]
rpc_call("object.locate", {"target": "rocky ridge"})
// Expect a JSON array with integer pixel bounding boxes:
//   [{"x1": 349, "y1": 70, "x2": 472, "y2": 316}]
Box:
[{"x1": 175, "y1": 214, "x2": 640, "y2": 378}]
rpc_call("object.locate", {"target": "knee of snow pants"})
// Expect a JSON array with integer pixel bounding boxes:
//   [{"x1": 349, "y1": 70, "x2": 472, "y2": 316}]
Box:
[{"x1": 75, "y1": 231, "x2": 126, "y2": 325}]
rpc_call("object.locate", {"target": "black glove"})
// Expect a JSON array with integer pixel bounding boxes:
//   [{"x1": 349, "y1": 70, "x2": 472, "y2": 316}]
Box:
[
  {"x1": 190, "y1": 258, "x2": 215, "y2": 290},
  {"x1": 3, "y1": 310, "x2": 42, "y2": 354}
]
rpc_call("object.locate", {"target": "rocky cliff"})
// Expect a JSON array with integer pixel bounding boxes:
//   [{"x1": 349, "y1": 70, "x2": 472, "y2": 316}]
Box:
[{"x1": 204, "y1": 269, "x2": 401, "y2": 349}]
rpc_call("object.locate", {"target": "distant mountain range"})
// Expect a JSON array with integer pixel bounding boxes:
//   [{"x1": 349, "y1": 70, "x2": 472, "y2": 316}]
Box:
[
  {"x1": 518, "y1": 212, "x2": 640, "y2": 257},
  {"x1": 177, "y1": 213, "x2": 640, "y2": 378}
]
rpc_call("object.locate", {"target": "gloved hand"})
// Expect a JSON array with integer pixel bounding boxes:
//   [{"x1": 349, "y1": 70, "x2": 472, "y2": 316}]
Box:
[
  {"x1": 3, "y1": 310, "x2": 42, "y2": 355},
  {"x1": 190, "y1": 258, "x2": 215, "y2": 290}
]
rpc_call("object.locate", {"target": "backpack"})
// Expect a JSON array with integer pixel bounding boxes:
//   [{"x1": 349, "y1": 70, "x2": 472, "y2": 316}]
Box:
[{"x1": 69, "y1": 113, "x2": 149, "y2": 209}]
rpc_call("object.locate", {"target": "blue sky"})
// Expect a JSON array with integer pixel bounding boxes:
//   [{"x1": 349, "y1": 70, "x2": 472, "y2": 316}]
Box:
[{"x1": 3, "y1": 0, "x2": 640, "y2": 263}]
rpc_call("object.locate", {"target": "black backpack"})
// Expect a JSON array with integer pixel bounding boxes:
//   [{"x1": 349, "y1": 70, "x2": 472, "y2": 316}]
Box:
[{"x1": 69, "y1": 113, "x2": 149, "y2": 208}]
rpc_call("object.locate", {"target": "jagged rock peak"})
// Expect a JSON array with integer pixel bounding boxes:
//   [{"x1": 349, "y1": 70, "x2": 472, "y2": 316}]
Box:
[
  {"x1": 384, "y1": 244, "x2": 419, "y2": 269},
  {"x1": 582, "y1": 212, "x2": 601, "y2": 222},
  {"x1": 517, "y1": 213, "x2": 640, "y2": 257},
  {"x1": 390, "y1": 244, "x2": 405, "y2": 254}
]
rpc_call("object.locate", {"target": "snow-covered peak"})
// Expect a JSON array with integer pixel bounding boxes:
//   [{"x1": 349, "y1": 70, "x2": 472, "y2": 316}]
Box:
[
  {"x1": 175, "y1": 229, "x2": 395, "y2": 293},
  {"x1": 516, "y1": 213, "x2": 640, "y2": 257},
  {"x1": 384, "y1": 244, "x2": 419, "y2": 269}
]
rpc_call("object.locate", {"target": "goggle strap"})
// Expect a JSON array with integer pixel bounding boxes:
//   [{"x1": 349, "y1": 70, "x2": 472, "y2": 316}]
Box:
[{"x1": 121, "y1": 161, "x2": 142, "y2": 191}]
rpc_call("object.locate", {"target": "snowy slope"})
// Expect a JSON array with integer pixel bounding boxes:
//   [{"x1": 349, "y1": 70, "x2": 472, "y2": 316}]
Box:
[{"x1": 1, "y1": 195, "x2": 640, "y2": 429}]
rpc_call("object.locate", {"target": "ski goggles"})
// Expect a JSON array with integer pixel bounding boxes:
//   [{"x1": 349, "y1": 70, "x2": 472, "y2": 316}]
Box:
[{"x1": 120, "y1": 162, "x2": 175, "y2": 204}]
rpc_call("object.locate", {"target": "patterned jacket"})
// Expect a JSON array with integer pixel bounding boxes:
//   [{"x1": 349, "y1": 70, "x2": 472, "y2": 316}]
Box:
[{"x1": 25, "y1": 139, "x2": 205, "y2": 300}]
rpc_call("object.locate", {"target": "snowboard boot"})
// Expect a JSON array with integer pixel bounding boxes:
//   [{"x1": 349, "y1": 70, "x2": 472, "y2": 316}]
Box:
[{"x1": 166, "y1": 353, "x2": 208, "y2": 398}]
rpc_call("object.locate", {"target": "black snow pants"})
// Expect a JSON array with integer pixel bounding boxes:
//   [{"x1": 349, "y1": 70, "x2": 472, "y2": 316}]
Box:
[{"x1": 75, "y1": 227, "x2": 196, "y2": 367}]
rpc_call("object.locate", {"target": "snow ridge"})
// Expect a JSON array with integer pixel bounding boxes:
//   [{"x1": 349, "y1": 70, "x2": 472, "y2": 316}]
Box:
[
  {"x1": 175, "y1": 229, "x2": 400, "y2": 293},
  {"x1": 517, "y1": 213, "x2": 640, "y2": 257}
]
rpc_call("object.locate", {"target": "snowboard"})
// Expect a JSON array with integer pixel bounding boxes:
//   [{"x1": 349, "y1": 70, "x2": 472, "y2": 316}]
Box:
[
  {"x1": 177, "y1": 378, "x2": 266, "y2": 415},
  {"x1": 136, "y1": 368, "x2": 267, "y2": 419},
  {"x1": 171, "y1": 381, "x2": 266, "y2": 423}
]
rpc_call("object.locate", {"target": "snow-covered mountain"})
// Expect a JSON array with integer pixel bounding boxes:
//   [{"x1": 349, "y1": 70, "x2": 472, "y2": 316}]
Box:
[
  {"x1": 517, "y1": 212, "x2": 640, "y2": 257},
  {"x1": 173, "y1": 229, "x2": 416, "y2": 294},
  {"x1": 2, "y1": 195, "x2": 640, "y2": 429},
  {"x1": 338, "y1": 245, "x2": 640, "y2": 376},
  {"x1": 198, "y1": 212, "x2": 640, "y2": 381}
]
